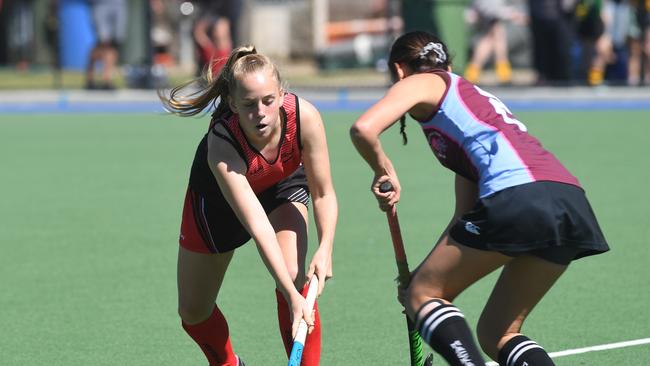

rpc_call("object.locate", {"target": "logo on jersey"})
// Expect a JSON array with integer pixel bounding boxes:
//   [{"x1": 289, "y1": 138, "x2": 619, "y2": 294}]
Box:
[
  {"x1": 427, "y1": 130, "x2": 448, "y2": 159},
  {"x1": 464, "y1": 221, "x2": 480, "y2": 235},
  {"x1": 250, "y1": 164, "x2": 264, "y2": 175}
]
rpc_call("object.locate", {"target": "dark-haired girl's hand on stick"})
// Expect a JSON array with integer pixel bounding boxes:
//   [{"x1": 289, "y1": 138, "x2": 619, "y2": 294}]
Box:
[{"x1": 372, "y1": 174, "x2": 401, "y2": 211}]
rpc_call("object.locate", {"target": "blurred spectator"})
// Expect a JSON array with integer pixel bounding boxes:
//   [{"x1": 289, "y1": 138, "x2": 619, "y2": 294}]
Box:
[
  {"x1": 585, "y1": 0, "x2": 633, "y2": 85},
  {"x1": 628, "y1": 0, "x2": 650, "y2": 85},
  {"x1": 44, "y1": 0, "x2": 59, "y2": 65},
  {"x1": 45, "y1": 0, "x2": 61, "y2": 87},
  {"x1": 528, "y1": 0, "x2": 576, "y2": 85},
  {"x1": 150, "y1": 0, "x2": 175, "y2": 67},
  {"x1": 574, "y1": 0, "x2": 607, "y2": 85},
  {"x1": 5, "y1": 0, "x2": 35, "y2": 71},
  {"x1": 193, "y1": 0, "x2": 242, "y2": 76},
  {"x1": 85, "y1": 0, "x2": 128, "y2": 90},
  {"x1": 464, "y1": 0, "x2": 527, "y2": 84}
]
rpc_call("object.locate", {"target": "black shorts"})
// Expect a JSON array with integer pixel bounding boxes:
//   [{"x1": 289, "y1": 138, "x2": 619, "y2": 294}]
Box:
[
  {"x1": 179, "y1": 166, "x2": 309, "y2": 253},
  {"x1": 449, "y1": 181, "x2": 609, "y2": 265}
]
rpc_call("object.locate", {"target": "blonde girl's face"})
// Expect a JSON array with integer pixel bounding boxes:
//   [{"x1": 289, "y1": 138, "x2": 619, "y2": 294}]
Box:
[{"x1": 229, "y1": 69, "x2": 284, "y2": 141}]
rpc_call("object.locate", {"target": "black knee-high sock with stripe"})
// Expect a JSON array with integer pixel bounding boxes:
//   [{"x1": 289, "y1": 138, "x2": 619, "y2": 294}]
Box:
[
  {"x1": 498, "y1": 335, "x2": 554, "y2": 366},
  {"x1": 416, "y1": 302, "x2": 486, "y2": 366}
]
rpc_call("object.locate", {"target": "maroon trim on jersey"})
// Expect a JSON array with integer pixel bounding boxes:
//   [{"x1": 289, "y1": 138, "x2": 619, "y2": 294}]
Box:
[
  {"x1": 454, "y1": 77, "x2": 580, "y2": 187},
  {"x1": 455, "y1": 77, "x2": 535, "y2": 181},
  {"x1": 412, "y1": 70, "x2": 452, "y2": 123}
]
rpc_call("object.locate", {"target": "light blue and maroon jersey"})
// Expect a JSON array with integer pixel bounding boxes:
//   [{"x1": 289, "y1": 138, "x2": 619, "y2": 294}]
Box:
[{"x1": 416, "y1": 71, "x2": 580, "y2": 197}]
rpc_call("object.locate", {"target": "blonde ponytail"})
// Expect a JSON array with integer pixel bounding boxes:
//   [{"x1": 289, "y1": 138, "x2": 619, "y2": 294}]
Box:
[{"x1": 159, "y1": 45, "x2": 259, "y2": 117}]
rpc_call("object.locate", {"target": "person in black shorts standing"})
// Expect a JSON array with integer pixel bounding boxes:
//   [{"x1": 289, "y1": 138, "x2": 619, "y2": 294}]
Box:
[
  {"x1": 160, "y1": 45, "x2": 337, "y2": 365},
  {"x1": 85, "y1": 0, "x2": 127, "y2": 89},
  {"x1": 192, "y1": 0, "x2": 242, "y2": 76}
]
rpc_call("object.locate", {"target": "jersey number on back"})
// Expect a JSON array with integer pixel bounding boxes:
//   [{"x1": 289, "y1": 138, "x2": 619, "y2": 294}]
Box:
[{"x1": 475, "y1": 86, "x2": 528, "y2": 132}]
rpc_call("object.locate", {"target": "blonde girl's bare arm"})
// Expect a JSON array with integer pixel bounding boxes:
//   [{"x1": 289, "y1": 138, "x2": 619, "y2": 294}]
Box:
[
  {"x1": 206, "y1": 130, "x2": 304, "y2": 305},
  {"x1": 299, "y1": 98, "x2": 338, "y2": 295}
]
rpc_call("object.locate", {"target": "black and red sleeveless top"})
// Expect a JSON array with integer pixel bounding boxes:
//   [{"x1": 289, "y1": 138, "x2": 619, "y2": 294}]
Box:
[{"x1": 188, "y1": 93, "x2": 302, "y2": 199}]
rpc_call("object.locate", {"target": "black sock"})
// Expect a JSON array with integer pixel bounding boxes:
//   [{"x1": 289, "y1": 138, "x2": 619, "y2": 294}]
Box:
[
  {"x1": 416, "y1": 303, "x2": 486, "y2": 366},
  {"x1": 498, "y1": 335, "x2": 554, "y2": 366}
]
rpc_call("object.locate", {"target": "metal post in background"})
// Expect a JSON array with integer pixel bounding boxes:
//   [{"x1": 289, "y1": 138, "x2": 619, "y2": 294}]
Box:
[
  {"x1": 141, "y1": 0, "x2": 162, "y2": 89},
  {"x1": 312, "y1": 0, "x2": 328, "y2": 53},
  {"x1": 640, "y1": 0, "x2": 648, "y2": 86},
  {"x1": 177, "y1": 1, "x2": 195, "y2": 72},
  {"x1": 380, "y1": 0, "x2": 402, "y2": 83},
  {"x1": 45, "y1": 0, "x2": 62, "y2": 88}
]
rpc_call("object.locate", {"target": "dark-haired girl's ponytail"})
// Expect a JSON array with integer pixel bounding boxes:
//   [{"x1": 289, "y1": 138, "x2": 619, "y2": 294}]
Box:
[{"x1": 399, "y1": 115, "x2": 408, "y2": 145}]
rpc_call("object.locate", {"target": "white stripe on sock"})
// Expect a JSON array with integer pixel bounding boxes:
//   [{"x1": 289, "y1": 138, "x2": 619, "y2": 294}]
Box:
[
  {"x1": 506, "y1": 340, "x2": 536, "y2": 366},
  {"x1": 419, "y1": 307, "x2": 458, "y2": 335},
  {"x1": 507, "y1": 341, "x2": 542, "y2": 366},
  {"x1": 420, "y1": 307, "x2": 464, "y2": 343}
]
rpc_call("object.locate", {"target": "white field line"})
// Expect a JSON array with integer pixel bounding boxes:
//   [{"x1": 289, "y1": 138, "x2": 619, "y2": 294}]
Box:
[{"x1": 485, "y1": 337, "x2": 650, "y2": 366}]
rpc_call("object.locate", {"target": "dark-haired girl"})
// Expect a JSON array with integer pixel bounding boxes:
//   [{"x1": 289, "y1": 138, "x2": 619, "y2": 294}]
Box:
[
  {"x1": 161, "y1": 45, "x2": 337, "y2": 365},
  {"x1": 350, "y1": 31, "x2": 608, "y2": 366}
]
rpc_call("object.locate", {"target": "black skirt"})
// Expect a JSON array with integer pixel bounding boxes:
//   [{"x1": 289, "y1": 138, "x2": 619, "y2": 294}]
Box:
[{"x1": 449, "y1": 181, "x2": 609, "y2": 265}]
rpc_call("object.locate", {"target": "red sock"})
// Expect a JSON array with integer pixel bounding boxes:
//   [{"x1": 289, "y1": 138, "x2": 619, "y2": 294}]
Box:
[
  {"x1": 182, "y1": 306, "x2": 239, "y2": 366},
  {"x1": 276, "y1": 285, "x2": 322, "y2": 366}
]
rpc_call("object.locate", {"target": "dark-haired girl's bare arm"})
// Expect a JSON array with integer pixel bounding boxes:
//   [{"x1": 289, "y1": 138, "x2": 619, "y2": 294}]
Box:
[{"x1": 349, "y1": 73, "x2": 446, "y2": 209}]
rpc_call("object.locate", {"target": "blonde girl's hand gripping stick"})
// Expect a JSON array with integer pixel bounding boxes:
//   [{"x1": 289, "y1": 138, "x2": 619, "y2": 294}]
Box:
[{"x1": 287, "y1": 275, "x2": 319, "y2": 366}]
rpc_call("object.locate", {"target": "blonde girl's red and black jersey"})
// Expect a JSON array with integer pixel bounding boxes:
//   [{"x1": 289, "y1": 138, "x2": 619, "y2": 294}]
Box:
[
  {"x1": 188, "y1": 92, "x2": 303, "y2": 203},
  {"x1": 218, "y1": 93, "x2": 302, "y2": 194}
]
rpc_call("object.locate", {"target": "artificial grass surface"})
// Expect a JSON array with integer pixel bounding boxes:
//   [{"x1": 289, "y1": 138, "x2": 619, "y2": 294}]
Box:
[{"x1": 1, "y1": 110, "x2": 648, "y2": 365}]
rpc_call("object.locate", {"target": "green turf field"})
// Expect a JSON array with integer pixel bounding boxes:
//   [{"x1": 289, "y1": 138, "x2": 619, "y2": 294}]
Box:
[{"x1": 1, "y1": 109, "x2": 649, "y2": 365}]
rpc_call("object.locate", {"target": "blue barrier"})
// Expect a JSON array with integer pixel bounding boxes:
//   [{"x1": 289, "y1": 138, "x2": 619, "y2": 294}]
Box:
[
  {"x1": 1, "y1": 99, "x2": 650, "y2": 114},
  {"x1": 59, "y1": 0, "x2": 96, "y2": 70}
]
